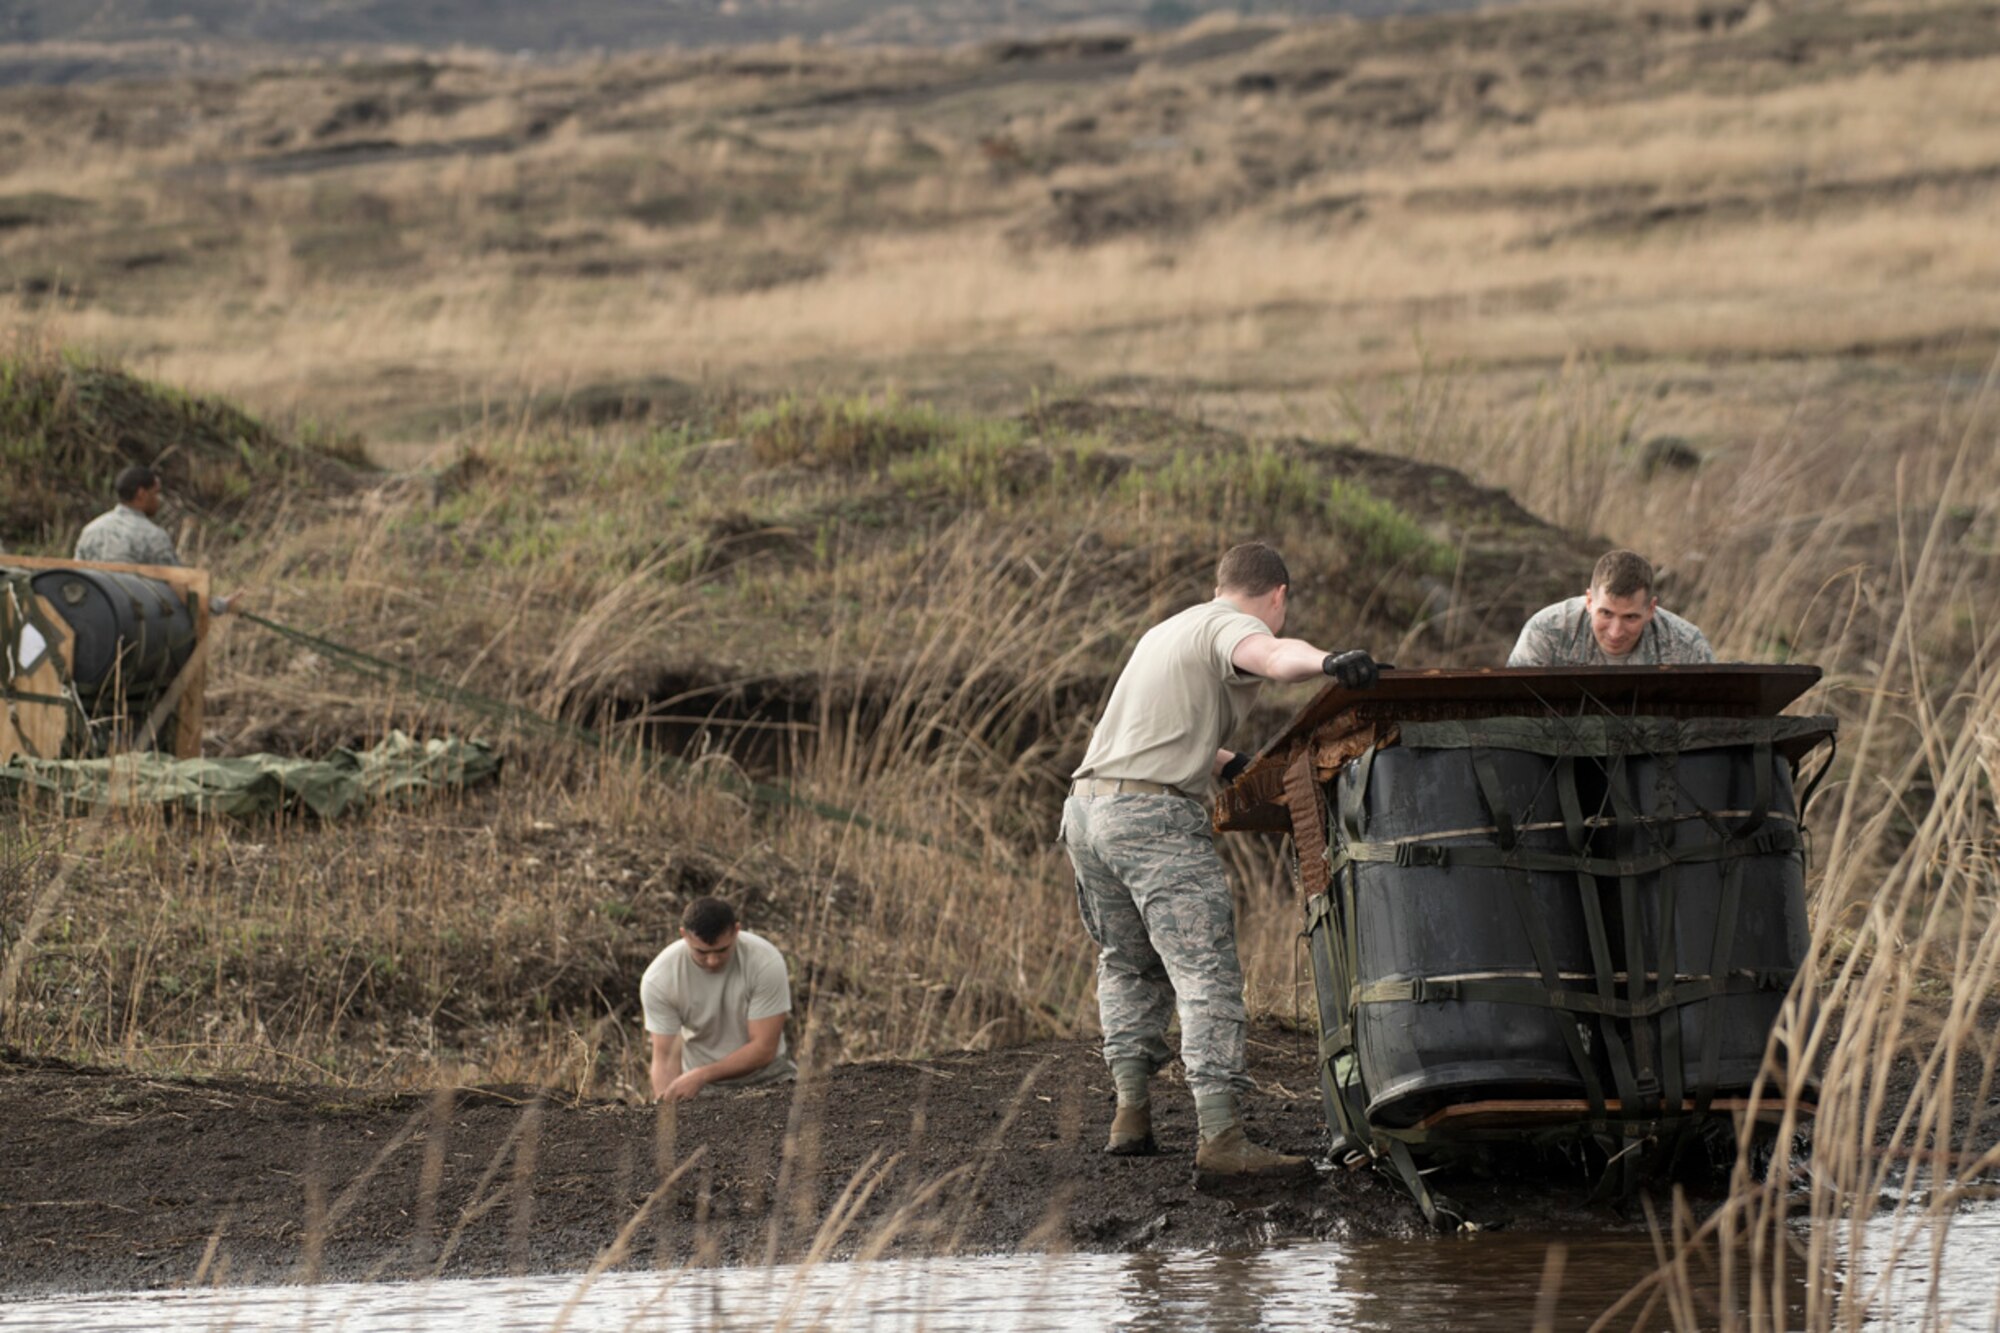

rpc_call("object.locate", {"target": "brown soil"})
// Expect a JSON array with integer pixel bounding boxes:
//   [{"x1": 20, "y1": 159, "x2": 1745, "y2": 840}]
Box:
[
  {"x1": 3, "y1": 1000, "x2": 1986, "y2": 1298},
  {"x1": 0, "y1": 1019, "x2": 1635, "y2": 1297}
]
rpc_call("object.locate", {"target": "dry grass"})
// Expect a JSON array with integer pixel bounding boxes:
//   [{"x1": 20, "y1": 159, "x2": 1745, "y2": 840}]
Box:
[
  {"x1": 1, "y1": 0, "x2": 1996, "y2": 422},
  {"x1": 1557, "y1": 384, "x2": 2000, "y2": 1330}
]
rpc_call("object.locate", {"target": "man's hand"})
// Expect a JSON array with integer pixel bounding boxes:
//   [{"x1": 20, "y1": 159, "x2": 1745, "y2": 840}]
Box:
[
  {"x1": 1219, "y1": 751, "x2": 1251, "y2": 782},
  {"x1": 1322, "y1": 650, "x2": 1380, "y2": 690},
  {"x1": 660, "y1": 1068, "x2": 708, "y2": 1103}
]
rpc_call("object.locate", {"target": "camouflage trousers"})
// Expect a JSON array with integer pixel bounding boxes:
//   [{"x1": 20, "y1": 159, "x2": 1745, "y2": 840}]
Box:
[{"x1": 1060, "y1": 793, "x2": 1250, "y2": 1096}]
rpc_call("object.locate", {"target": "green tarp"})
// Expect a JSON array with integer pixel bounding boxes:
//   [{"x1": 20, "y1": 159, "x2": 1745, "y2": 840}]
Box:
[{"x1": 0, "y1": 731, "x2": 500, "y2": 818}]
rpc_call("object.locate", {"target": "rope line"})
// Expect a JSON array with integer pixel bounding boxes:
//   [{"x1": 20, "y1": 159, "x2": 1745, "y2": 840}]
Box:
[{"x1": 239, "y1": 611, "x2": 964, "y2": 857}]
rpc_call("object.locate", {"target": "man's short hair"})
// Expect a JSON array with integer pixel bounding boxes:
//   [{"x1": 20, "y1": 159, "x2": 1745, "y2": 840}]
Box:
[
  {"x1": 114, "y1": 465, "x2": 160, "y2": 502},
  {"x1": 1216, "y1": 542, "x2": 1289, "y2": 597},
  {"x1": 682, "y1": 895, "x2": 738, "y2": 943},
  {"x1": 1591, "y1": 549, "x2": 1655, "y2": 600}
]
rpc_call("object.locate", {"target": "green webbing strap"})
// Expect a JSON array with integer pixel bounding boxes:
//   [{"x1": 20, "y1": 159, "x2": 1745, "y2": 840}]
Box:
[
  {"x1": 1377, "y1": 1113, "x2": 1693, "y2": 1146},
  {"x1": 239, "y1": 611, "x2": 956, "y2": 856},
  {"x1": 1341, "y1": 862, "x2": 1363, "y2": 1042},
  {"x1": 1397, "y1": 715, "x2": 1836, "y2": 760},
  {"x1": 1694, "y1": 855, "x2": 1748, "y2": 1116},
  {"x1": 1, "y1": 690, "x2": 75, "y2": 707},
  {"x1": 1305, "y1": 890, "x2": 1371, "y2": 1153},
  {"x1": 1470, "y1": 749, "x2": 1518, "y2": 851},
  {"x1": 1736, "y1": 739, "x2": 1773, "y2": 839},
  {"x1": 1797, "y1": 732, "x2": 1837, "y2": 815},
  {"x1": 1469, "y1": 748, "x2": 1608, "y2": 1116},
  {"x1": 1339, "y1": 825, "x2": 1798, "y2": 878},
  {"x1": 1353, "y1": 968, "x2": 1793, "y2": 1018},
  {"x1": 1605, "y1": 754, "x2": 1659, "y2": 1111},
  {"x1": 1557, "y1": 754, "x2": 1643, "y2": 1113},
  {"x1": 1383, "y1": 1137, "x2": 1464, "y2": 1231},
  {"x1": 1657, "y1": 803, "x2": 1686, "y2": 1124}
]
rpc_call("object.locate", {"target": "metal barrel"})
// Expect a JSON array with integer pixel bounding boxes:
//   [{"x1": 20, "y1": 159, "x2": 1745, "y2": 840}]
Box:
[
  {"x1": 1342, "y1": 745, "x2": 1594, "y2": 1127},
  {"x1": 1327, "y1": 724, "x2": 1815, "y2": 1132},
  {"x1": 29, "y1": 567, "x2": 196, "y2": 705}
]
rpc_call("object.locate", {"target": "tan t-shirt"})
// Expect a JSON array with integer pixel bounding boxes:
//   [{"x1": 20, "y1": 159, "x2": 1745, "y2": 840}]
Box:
[
  {"x1": 639, "y1": 929, "x2": 796, "y2": 1085},
  {"x1": 1073, "y1": 598, "x2": 1273, "y2": 799}
]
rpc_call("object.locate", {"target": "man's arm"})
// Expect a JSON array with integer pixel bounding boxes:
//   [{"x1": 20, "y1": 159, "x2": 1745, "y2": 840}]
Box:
[
  {"x1": 658, "y1": 1015, "x2": 785, "y2": 1102},
  {"x1": 649, "y1": 1032, "x2": 684, "y2": 1101},
  {"x1": 1231, "y1": 634, "x2": 1377, "y2": 686}
]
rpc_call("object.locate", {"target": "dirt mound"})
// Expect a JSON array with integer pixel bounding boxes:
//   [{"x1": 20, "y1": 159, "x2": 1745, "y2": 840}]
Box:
[{"x1": 0, "y1": 345, "x2": 366, "y2": 547}]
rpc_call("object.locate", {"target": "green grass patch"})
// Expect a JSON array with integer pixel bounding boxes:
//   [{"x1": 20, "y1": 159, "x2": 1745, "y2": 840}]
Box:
[
  {"x1": 1325, "y1": 476, "x2": 1458, "y2": 576},
  {"x1": 742, "y1": 394, "x2": 950, "y2": 470}
]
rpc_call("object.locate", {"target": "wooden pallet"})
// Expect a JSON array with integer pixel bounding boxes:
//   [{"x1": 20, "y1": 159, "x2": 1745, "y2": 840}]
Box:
[{"x1": 0, "y1": 556, "x2": 211, "y2": 761}]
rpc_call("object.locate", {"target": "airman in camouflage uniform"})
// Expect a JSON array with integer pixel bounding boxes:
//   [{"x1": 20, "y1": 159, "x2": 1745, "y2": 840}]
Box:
[
  {"x1": 1062, "y1": 541, "x2": 1378, "y2": 1177},
  {"x1": 75, "y1": 499, "x2": 181, "y2": 568},
  {"x1": 1063, "y1": 792, "x2": 1247, "y2": 1096},
  {"x1": 74, "y1": 466, "x2": 239, "y2": 615},
  {"x1": 1509, "y1": 548, "x2": 1713, "y2": 667}
]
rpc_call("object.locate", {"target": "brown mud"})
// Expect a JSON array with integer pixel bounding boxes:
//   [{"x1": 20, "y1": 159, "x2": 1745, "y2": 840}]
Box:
[
  {"x1": 5, "y1": 1006, "x2": 1988, "y2": 1298},
  {"x1": 0, "y1": 1020, "x2": 1609, "y2": 1297}
]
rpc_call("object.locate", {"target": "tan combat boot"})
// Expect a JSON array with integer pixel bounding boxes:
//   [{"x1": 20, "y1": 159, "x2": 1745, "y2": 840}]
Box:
[
  {"x1": 1105, "y1": 1103, "x2": 1156, "y2": 1156},
  {"x1": 1194, "y1": 1125, "x2": 1312, "y2": 1180}
]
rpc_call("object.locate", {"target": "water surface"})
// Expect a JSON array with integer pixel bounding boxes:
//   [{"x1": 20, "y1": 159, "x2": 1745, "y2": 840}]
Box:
[{"x1": 8, "y1": 1204, "x2": 1998, "y2": 1331}]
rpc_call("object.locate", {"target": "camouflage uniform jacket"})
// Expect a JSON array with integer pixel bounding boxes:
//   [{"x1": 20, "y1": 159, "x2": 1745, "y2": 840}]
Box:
[
  {"x1": 74, "y1": 505, "x2": 182, "y2": 568},
  {"x1": 1508, "y1": 595, "x2": 1716, "y2": 667}
]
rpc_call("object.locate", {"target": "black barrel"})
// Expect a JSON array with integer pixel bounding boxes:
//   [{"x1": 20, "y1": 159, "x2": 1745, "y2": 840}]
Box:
[
  {"x1": 1616, "y1": 745, "x2": 1811, "y2": 1101},
  {"x1": 1328, "y1": 729, "x2": 1814, "y2": 1131},
  {"x1": 29, "y1": 568, "x2": 196, "y2": 705},
  {"x1": 1340, "y1": 745, "x2": 1595, "y2": 1126}
]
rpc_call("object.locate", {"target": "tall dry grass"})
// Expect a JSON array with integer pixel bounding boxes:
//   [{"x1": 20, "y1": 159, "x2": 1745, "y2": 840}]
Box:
[{"x1": 1550, "y1": 374, "x2": 2000, "y2": 1332}]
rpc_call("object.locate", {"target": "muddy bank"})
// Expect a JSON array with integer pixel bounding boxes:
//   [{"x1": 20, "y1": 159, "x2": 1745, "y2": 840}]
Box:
[
  {"x1": 3, "y1": 1020, "x2": 1635, "y2": 1297},
  {"x1": 8, "y1": 1001, "x2": 1986, "y2": 1298}
]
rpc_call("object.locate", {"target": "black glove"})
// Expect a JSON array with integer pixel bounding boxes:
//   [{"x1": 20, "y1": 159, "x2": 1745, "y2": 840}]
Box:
[
  {"x1": 1219, "y1": 750, "x2": 1251, "y2": 782},
  {"x1": 1322, "y1": 650, "x2": 1380, "y2": 690}
]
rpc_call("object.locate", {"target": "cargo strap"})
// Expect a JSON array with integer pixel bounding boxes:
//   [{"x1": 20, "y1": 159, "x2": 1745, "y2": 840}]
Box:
[
  {"x1": 1396, "y1": 715, "x2": 1836, "y2": 761},
  {"x1": 237, "y1": 611, "x2": 960, "y2": 857},
  {"x1": 1304, "y1": 889, "x2": 1371, "y2": 1153},
  {"x1": 1, "y1": 690, "x2": 75, "y2": 708},
  {"x1": 1332, "y1": 824, "x2": 1798, "y2": 877},
  {"x1": 1354, "y1": 967, "x2": 1796, "y2": 1016}
]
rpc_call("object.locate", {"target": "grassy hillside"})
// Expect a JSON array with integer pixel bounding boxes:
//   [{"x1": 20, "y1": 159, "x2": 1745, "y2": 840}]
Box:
[
  {"x1": 0, "y1": 340, "x2": 364, "y2": 546},
  {"x1": 1, "y1": 349, "x2": 1602, "y2": 1083}
]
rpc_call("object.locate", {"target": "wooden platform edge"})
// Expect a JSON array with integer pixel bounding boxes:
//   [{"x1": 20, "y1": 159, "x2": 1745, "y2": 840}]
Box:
[{"x1": 1, "y1": 593, "x2": 76, "y2": 764}]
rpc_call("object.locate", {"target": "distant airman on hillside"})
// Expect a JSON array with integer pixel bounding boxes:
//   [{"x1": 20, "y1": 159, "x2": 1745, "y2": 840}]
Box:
[{"x1": 75, "y1": 465, "x2": 243, "y2": 616}]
